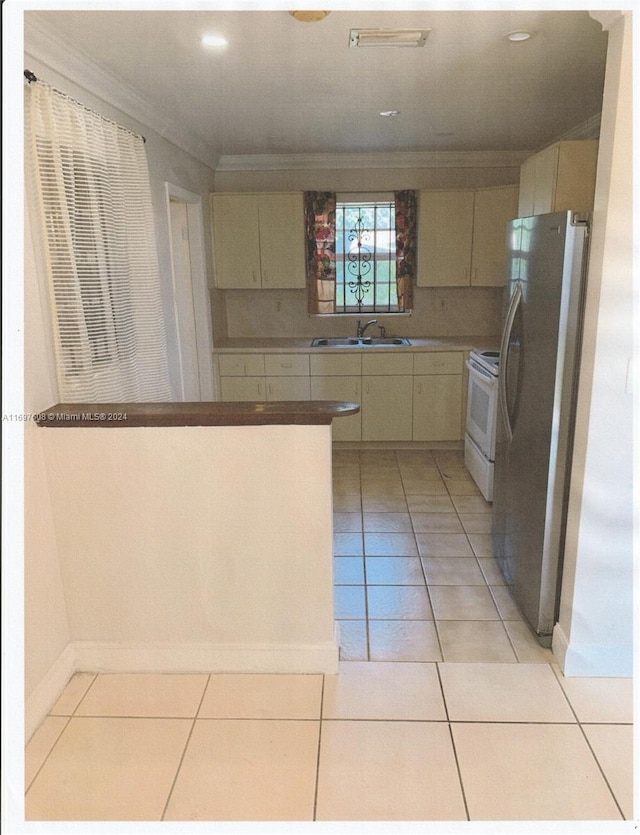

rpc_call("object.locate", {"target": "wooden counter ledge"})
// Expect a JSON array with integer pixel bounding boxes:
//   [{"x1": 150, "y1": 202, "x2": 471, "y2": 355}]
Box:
[{"x1": 35, "y1": 400, "x2": 360, "y2": 428}]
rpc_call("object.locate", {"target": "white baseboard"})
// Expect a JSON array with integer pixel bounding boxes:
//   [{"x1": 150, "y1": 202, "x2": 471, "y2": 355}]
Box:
[
  {"x1": 71, "y1": 640, "x2": 340, "y2": 675},
  {"x1": 26, "y1": 637, "x2": 340, "y2": 739},
  {"x1": 25, "y1": 643, "x2": 77, "y2": 742},
  {"x1": 552, "y1": 623, "x2": 633, "y2": 677},
  {"x1": 551, "y1": 623, "x2": 570, "y2": 671}
]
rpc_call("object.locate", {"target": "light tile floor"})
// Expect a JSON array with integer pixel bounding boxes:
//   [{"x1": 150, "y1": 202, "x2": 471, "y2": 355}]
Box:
[{"x1": 25, "y1": 448, "x2": 634, "y2": 824}]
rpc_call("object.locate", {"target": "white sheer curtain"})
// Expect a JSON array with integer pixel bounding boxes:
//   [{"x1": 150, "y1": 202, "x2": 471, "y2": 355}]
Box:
[{"x1": 27, "y1": 79, "x2": 171, "y2": 402}]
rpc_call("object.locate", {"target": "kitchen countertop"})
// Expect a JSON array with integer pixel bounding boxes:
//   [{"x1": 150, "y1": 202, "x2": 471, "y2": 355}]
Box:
[
  {"x1": 36, "y1": 401, "x2": 360, "y2": 427},
  {"x1": 213, "y1": 337, "x2": 501, "y2": 354}
]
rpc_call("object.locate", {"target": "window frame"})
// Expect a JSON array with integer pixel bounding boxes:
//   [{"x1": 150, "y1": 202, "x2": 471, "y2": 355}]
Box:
[{"x1": 334, "y1": 192, "x2": 403, "y2": 316}]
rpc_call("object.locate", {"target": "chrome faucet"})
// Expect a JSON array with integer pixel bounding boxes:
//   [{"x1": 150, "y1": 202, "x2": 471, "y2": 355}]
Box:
[{"x1": 356, "y1": 319, "x2": 378, "y2": 338}]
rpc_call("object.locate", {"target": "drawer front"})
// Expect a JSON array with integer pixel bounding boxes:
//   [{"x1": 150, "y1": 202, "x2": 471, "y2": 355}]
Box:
[
  {"x1": 266, "y1": 376, "x2": 311, "y2": 401},
  {"x1": 310, "y1": 354, "x2": 362, "y2": 376},
  {"x1": 220, "y1": 377, "x2": 265, "y2": 401},
  {"x1": 361, "y1": 353, "x2": 414, "y2": 376},
  {"x1": 264, "y1": 354, "x2": 310, "y2": 376},
  {"x1": 413, "y1": 352, "x2": 463, "y2": 375},
  {"x1": 218, "y1": 353, "x2": 265, "y2": 376}
]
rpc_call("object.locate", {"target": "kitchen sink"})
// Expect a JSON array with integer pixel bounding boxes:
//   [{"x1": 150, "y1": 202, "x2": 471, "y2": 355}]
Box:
[{"x1": 311, "y1": 337, "x2": 411, "y2": 347}]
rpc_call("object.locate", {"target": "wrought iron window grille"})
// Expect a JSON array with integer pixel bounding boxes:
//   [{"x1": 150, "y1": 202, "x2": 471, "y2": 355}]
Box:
[{"x1": 336, "y1": 200, "x2": 400, "y2": 314}]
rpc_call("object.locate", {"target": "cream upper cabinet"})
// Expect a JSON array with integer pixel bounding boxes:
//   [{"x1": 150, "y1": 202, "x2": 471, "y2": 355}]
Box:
[
  {"x1": 211, "y1": 194, "x2": 261, "y2": 288},
  {"x1": 517, "y1": 140, "x2": 599, "y2": 217},
  {"x1": 417, "y1": 190, "x2": 474, "y2": 287},
  {"x1": 470, "y1": 185, "x2": 519, "y2": 287},
  {"x1": 211, "y1": 192, "x2": 306, "y2": 289},
  {"x1": 418, "y1": 186, "x2": 519, "y2": 288}
]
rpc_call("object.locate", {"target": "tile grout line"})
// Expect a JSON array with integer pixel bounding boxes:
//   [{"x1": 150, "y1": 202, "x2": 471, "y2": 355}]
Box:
[
  {"x1": 435, "y1": 661, "x2": 471, "y2": 821},
  {"x1": 26, "y1": 673, "x2": 101, "y2": 796},
  {"x1": 548, "y1": 664, "x2": 627, "y2": 820},
  {"x1": 160, "y1": 672, "x2": 211, "y2": 821},
  {"x1": 24, "y1": 714, "x2": 73, "y2": 796},
  {"x1": 312, "y1": 674, "x2": 326, "y2": 821},
  {"x1": 400, "y1": 449, "x2": 446, "y2": 662},
  {"x1": 357, "y1": 452, "x2": 373, "y2": 662}
]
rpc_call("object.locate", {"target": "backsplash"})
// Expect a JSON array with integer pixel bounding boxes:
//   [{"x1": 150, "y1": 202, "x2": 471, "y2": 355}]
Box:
[{"x1": 217, "y1": 286, "x2": 503, "y2": 340}]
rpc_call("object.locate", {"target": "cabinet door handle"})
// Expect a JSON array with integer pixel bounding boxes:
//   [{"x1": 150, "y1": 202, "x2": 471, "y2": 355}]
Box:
[
  {"x1": 243, "y1": 363, "x2": 248, "y2": 376},
  {"x1": 257, "y1": 382, "x2": 263, "y2": 397},
  {"x1": 268, "y1": 383, "x2": 273, "y2": 396},
  {"x1": 281, "y1": 362, "x2": 293, "y2": 369},
  {"x1": 252, "y1": 270, "x2": 258, "y2": 285}
]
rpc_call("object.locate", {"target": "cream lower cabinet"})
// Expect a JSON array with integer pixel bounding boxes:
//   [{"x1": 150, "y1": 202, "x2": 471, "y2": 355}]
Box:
[
  {"x1": 266, "y1": 377, "x2": 311, "y2": 400},
  {"x1": 218, "y1": 352, "x2": 310, "y2": 403},
  {"x1": 413, "y1": 376, "x2": 463, "y2": 441},
  {"x1": 310, "y1": 377, "x2": 361, "y2": 440},
  {"x1": 218, "y1": 353, "x2": 266, "y2": 401},
  {"x1": 361, "y1": 354, "x2": 414, "y2": 441},
  {"x1": 264, "y1": 354, "x2": 311, "y2": 401},
  {"x1": 310, "y1": 354, "x2": 362, "y2": 441},
  {"x1": 219, "y1": 377, "x2": 265, "y2": 401},
  {"x1": 412, "y1": 352, "x2": 464, "y2": 441},
  {"x1": 217, "y1": 349, "x2": 465, "y2": 442}
]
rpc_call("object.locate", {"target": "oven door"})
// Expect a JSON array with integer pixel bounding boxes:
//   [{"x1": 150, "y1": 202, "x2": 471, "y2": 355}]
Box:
[{"x1": 465, "y1": 359, "x2": 499, "y2": 461}]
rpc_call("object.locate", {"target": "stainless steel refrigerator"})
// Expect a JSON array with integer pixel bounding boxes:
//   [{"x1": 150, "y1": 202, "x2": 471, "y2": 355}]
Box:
[{"x1": 492, "y1": 211, "x2": 590, "y2": 646}]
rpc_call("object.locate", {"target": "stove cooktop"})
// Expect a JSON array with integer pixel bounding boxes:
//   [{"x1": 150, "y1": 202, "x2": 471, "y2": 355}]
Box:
[{"x1": 470, "y1": 349, "x2": 500, "y2": 376}]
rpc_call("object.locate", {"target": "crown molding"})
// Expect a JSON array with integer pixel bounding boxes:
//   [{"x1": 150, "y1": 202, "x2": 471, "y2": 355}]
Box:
[
  {"x1": 551, "y1": 113, "x2": 601, "y2": 144},
  {"x1": 216, "y1": 150, "x2": 530, "y2": 172},
  {"x1": 589, "y1": 11, "x2": 625, "y2": 31},
  {"x1": 24, "y1": 15, "x2": 220, "y2": 171}
]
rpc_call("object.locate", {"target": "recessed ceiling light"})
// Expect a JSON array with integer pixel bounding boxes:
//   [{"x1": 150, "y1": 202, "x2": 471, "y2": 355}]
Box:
[
  {"x1": 507, "y1": 30, "x2": 533, "y2": 42},
  {"x1": 201, "y1": 34, "x2": 228, "y2": 48},
  {"x1": 380, "y1": 110, "x2": 401, "y2": 117},
  {"x1": 350, "y1": 29, "x2": 431, "y2": 48}
]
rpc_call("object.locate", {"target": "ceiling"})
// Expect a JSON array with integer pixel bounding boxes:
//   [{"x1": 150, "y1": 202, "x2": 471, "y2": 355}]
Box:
[{"x1": 25, "y1": 8, "x2": 608, "y2": 165}]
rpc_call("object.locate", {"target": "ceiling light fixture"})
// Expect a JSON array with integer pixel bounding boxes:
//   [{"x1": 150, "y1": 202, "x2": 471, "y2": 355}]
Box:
[
  {"x1": 289, "y1": 11, "x2": 330, "y2": 23},
  {"x1": 507, "y1": 30, "x2": 533, "y2": 42},
  {"x1": 349, "y1": 29, "x2": 431, "y2": 48},
  {"x1": 379, "y1": 110, "x2": 401, "y2": 117},
  {"x1": 201, "y1": 34, "x2": 228, "y2": 48}
]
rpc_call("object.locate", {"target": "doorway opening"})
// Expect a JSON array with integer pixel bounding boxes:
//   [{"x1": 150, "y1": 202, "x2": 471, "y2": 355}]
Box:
[{"x1": 165, "y1": 183, "x2": 214, "y2": 400}]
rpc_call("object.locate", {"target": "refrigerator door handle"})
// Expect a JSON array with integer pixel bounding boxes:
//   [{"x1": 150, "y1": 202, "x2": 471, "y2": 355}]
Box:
[{"x1": 498, "y1": 283, "x2": 523, "y2": 443}]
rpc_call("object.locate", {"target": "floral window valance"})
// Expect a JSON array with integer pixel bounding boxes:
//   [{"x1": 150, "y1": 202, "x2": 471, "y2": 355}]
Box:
[{"x1": 304, "y1": 192, "x2": 337, "y2": 315}]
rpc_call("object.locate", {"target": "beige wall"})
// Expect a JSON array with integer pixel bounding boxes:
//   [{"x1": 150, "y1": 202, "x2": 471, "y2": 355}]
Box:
[
  {"x1": 214, "y1": 165, "x2": 520, "y2": 193},
  {"x1": 23, "y1": 58, "x2": 221, "y2": 734},
  {"x1": 23, "y1": 198, "x2": 71, "y2": 734},
  {"x1": 222, "y1": 286, "x2": 502, "y2": 340},
  {"x1": 40, "y1": 424, "x2": 337, "y2": 661},
  {"x1": 553, "y1": 11, "x2": 633, "y2": 676}
]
